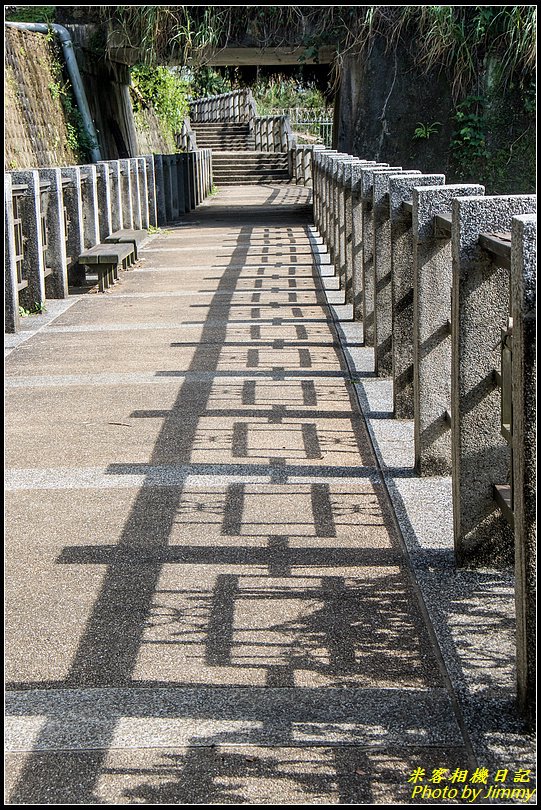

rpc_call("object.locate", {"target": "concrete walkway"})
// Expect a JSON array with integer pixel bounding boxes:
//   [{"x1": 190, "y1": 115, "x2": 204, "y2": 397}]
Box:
[{"x1": 5, "y1": 186, "x2": 534, "y2": 803}]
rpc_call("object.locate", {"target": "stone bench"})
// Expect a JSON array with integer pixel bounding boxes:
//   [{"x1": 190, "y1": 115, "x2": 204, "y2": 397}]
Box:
[
  {"x1": 78, "y1": 242, "x2": 135, "y2": 292},
  {"x1": 104, "y1": 228, "x2": 148, "y2": 259}
]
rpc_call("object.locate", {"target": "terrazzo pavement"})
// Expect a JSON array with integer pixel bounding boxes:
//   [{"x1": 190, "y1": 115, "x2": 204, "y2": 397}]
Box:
[{"x1": 4, "y1": 185, "x2": 534, "y2": 804}]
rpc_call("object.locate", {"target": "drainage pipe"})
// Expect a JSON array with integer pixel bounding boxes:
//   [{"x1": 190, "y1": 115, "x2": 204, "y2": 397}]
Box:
[{"x1": 6, "y1": 21, "x2": 103, "y2": 162}]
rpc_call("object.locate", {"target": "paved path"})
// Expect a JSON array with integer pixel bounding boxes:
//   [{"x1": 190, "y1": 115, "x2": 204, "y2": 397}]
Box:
[{"x1": 3, "y1": 185, "x2": 505, "y2": 803}]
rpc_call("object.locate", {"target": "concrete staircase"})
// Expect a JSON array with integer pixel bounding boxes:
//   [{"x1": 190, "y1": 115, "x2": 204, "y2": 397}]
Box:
[
  {"x1": 191, "y1": 122, "x2": 254, "y2": 151},
  {"x1": 191, "y1": 122, "x2": 291, "y2": 185}
]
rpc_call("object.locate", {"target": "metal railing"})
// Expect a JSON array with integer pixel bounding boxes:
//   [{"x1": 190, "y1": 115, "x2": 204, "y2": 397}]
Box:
[{"x1": 269, "y1": 107, "x2": 333, "y2": 146}]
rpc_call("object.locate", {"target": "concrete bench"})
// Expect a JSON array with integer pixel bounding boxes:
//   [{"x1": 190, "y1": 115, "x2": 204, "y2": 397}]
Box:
[
  {"x1": 104, "y1": 228, "x2": 148, "y2": 259},
  {"x1": 78, "y1": 242, "x2": 135, "y2": 291}
]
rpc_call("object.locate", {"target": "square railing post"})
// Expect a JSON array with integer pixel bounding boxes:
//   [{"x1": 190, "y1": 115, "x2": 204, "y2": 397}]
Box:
[
  {"x1": 137, "y1": 157, "x2": 149, "y2": 230},
  {"x1": 412, "y1": 184, "x2": 484, "y2": 475},
  {"x1": 358, "y1": 163, "x2": 389, "y2": 345},
  {"x1": 144, "y1": 155, "x2": 158, "y2": 228},
  {"x1": 450, "y1": 194, "x2": 536, "y2": 566},
  {"x1": 350, "y1": 161, "x2": 375, "y2": 323},
  {"x1": 372, "y1": 168, "x2": 419, "y2": 375},
  {"x1": 178, "y1": 154, "x2": 189, "y2": 214},
  {"x1": 5, "y1": 174, "x2": 20, "y2": 333},
  {"x1": 10, "y1": 169, "x2": 46, "y2": 309},
  {"x1": 60, "y1": 166, "x2": 85, "y2": 285},
  {"x1": 389, "y1": 173, "x2": 445, "y2": 417},
  {"x1": 95, "y1": 163, "x2": 113, "y2": 243},
  {"x1": 118, "y1": 159, "x2": 134, "y2": 229},
  {"x1": 37, "y1": 167, "x2": 70, "y2": 299},
  {"x1": 153, "y1": 155, "x2": 166, "y2": 226}
]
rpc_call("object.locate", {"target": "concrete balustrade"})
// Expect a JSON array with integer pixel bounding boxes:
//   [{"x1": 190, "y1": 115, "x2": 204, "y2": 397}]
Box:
[
  {"x1": 5, "y1": 149, "x2": 214, "y2": 323},
  {"x1": 144, "y1": 155, "x2": 158, "y2": 228},
  {"x1": 254, "y1": 116, "x2": 293, "y2": 153},
  {"x1": 59, "y1": 166, "x2": 85, "y2": 284},
  {"x1": 310, "y1": 150, "x2": 537, "y2": 722},
  {"x1": 137, "y1": 157, "x2": 150, "y2": 230},
  {"x1": 189, "y1": 90, "x2": 254, "y2": 124}
]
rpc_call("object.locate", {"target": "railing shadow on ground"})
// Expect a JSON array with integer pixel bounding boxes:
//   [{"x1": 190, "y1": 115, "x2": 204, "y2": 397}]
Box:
[
  {"x1": 6, "y1": 192, "x2": 473, "y2": 804},
  {"x1": 327, "y1": 305, "x2": 535, "y2": 775}
]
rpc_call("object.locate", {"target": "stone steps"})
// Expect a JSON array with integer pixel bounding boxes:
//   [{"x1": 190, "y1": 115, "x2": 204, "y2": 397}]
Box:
[
  {"x1": 192, "y1": 122, "x2": 253, "y2": 151},
  {"x1": 211, "y1": 150, "x2": 290, "y2": 185}
]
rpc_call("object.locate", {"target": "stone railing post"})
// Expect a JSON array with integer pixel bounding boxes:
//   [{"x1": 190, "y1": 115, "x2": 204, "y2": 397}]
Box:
[
  {"x1": 322, "y1": 152, "x2": 337, "y2": 250},
  {"x1": 128, "y1": 158, "x2": 142, "y2": 230},
  {"x1": 329, "y1": 153, "x2": 349, "y2": 274},
  {"x1": 80, "y1": 165, "x2": 99, "y2": 249},
  {"x1": 118, "y1": 159, "x2": 134, "y2": 229},
  {"x1": 510, "y1": 213, "x2": 536, "y2": 724},
  {"x1": 389, "y1": 173, "x2": 446, "y2": 417},
  {"x1": 341, "y1": 160, "x2": 357, "y2": 305},
  {"x1": 372, "y1": 167, "x2": 419, "y2": 374},
  {"x1": 100, "y1": 161, "x2": 122, "y2": 232},
  {"x1": 350, "y1": 161, "x2": 376, "y2": 323},
  {"x1": 180, "y1": 153, "x2": 192, "y2": 212},
  {"x1": 161, "y1": 156, "x2": 173, "y2": 223},
  {"x1": 137, "y1": 157, "x2": 149, "y2": 230},
  {"x1": 358, "y1": 163, "x2": 389, "y2": 344},
  {"x1": 170, "y1": 154, "x2": 180, "y2": 220},
  {"x1": 153, "y1": 155, "x2": 166, "y2": 226},
  {"x1": 10, "y1": 169, "x2": 46, "y2": 308},
  {"x1": 94, "y1": 163, "x2": 113, "y2": 242},
  {"x1": 143, "y1": 155, "x2": 158, "y2": 227},
  {"x1": 451, "y1": 194, "x2": 536, "y2": 566},
  {"x1": 175, "y1": 154, "x2": 187, "y2": 215},
  {"x1": 5, "y1": 174, "x2": 20, "y2": 333},
  {"x1": 60, "y1": 166, "x2": 85, "y2": 284},
  {"x1": 412, "y1": 184, "x2": 484, "y2": 475},
  {"x1": 36, "y1": 167, "x2": 69, "y2": 298}
]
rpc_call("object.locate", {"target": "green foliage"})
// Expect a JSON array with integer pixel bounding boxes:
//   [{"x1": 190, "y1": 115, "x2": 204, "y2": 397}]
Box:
[
  {"x1": 147, "y1": 225, "x2": 172, "y2": 235},
  {"x1": 6, "y1": 6, "x2": 55, "y2": 23},
  {"x1": 252, "y1": 75, "x2": 328, "y2": 115},
  {"x1": 131, "y1": 65, "x2": 190, "y2": 140},
  {"x1": 451, "y1": 96, "x2": 488, "y2": 166},
  {"x1": 413, "y1": 122, "x2": 441, "y2": 140},
  {"x1": 450, "y1": 74, "x2": 535, "y2": 194},
  {"x1": 188, "y1": 66, "x2": 233, "y2": 98},
  {"x1": 101, "y1": 7, "x2": 536, "y2": 103},
  {"x1": 19, "y1": 302, "x2": 47, "y2": 317}
]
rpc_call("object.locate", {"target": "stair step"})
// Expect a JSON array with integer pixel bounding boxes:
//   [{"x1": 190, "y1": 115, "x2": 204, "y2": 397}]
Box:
[
  {"x1": 214, "y1": 176, "x2": 291, "y2": 184},
  {"x1": 216, "y1": 179, "x2": 292, "y2": 185},
  {"x1": 212, "y1": 162, "x2": 288, "y2": 169},
  {"x1": 213, "y1": 167, "x2": 289, "y2": 172}
]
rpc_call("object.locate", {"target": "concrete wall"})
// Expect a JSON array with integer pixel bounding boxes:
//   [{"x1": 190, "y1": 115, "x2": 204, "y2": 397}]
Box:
[
  {"x1": 5, "y1": 27, "x2": 80, "y2": 169},
  {"x1": 336, "y1": 37, "x2": 454, "y2": 174}
]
